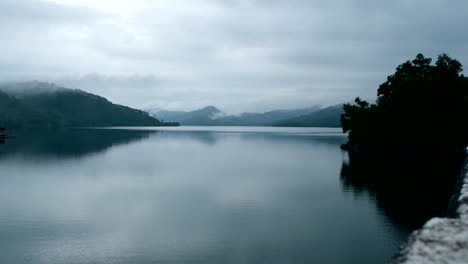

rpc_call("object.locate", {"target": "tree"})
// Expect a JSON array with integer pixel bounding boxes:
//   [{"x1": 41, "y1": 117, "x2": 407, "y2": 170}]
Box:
[{"x1": 341, "y1": 54, "x2": 468, "y2": 155}]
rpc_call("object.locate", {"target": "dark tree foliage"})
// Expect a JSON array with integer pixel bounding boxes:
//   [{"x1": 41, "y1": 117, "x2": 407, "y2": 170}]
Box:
[
  {"x1": 341, "y1": 54, "x2": 468, "y2": 155},
  {"x1": 340, "y1": 54, "x2": 468, "y2": 230}
]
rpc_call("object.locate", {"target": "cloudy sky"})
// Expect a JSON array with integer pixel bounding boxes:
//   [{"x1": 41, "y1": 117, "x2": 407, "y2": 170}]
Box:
[{"x1": 1, "y1": 0, "x2": 467, "y2": 113}]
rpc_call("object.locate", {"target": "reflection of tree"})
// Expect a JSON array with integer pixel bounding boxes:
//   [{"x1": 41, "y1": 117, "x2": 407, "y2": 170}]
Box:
[
  {"x1": 0, "y1": 128, "x2": 154, "y2": 159},
  {"x1": 340, "y1": 150, "x2": 464, "y2": 233}
]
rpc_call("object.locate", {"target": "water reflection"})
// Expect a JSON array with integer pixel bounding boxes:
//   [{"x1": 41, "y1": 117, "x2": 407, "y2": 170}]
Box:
[
  {"x1": 340, "y1": 149, "x2": 463, "y2": 233},
  {"x1": 0, "y1": 127, "x2": 408, "y2": 264},
  {"x1": 0, "y1": 128, "x2": 153, "y2": 159},
  {"x1": 151, "y1": 130, "x2": 346, "y2": 148}
]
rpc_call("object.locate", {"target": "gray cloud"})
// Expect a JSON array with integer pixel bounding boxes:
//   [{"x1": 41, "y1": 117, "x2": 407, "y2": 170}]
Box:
[
  {"x1": 0, "y1": 0, "x2": 98, "y2": 23},
  {"x1": 1, "y1": 0, "x2": 467, "y2": 113}
]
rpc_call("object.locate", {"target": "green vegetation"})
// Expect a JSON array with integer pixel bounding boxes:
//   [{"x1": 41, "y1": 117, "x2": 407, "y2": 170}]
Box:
[
  {"x1": 341, "y1": 54, "x2": 468, "y2": 155},
  {"x1": 0, "y1": 82, "x2": 178, "y2": 127}
]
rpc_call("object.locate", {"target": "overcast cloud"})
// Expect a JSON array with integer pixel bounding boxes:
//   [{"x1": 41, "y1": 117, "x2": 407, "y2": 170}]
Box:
[{"x1": 1, "y1": 0, "x2": 467, "y2": 113}]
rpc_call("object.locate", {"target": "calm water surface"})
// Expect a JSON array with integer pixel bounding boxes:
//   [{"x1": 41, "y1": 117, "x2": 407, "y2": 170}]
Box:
[{"x1": 0, "y1": 127, "x2": 409, "y2": 263}]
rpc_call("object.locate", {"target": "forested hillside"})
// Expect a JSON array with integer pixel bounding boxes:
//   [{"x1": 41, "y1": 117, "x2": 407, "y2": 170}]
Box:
[{"x1": 0, "y1": 82, "x2": 177, "y2": 127}]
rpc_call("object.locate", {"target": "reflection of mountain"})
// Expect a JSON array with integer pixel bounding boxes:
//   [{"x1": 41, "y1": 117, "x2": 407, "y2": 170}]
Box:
[
  {"x1": 239, "y1": 133, "x2": 345, "y2": 147},
  {"x1": 340, "y1": 150, "x2": 463, "y2": 233},
  {"x1": 0, "y1": 128, "x2": 153, "y2": 159},
  {"x1": 153, "y1": 130, "x2": 219, "y2": 146},
  {"x1": 152, "y1": 129, "x2": 346, "y2": 148},
  {"x1": 0, "y1": 128, "x2": 346, "y2": 159}
]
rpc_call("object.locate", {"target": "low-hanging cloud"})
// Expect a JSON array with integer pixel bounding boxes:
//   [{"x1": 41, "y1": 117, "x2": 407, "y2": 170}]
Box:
[{"x1": 1, "y1": 0, "x2": 467, "y2": 113}]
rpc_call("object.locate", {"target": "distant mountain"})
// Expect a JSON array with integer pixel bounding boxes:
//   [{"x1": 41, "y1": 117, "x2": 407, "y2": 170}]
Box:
[
  {"x1": 0, "y1": 81, "x2": 178, "y2": 127},
  {"x1": 149, "y1": 109, "x2": 187, "y2": 123},
  {"x1": 273, "y1": 104, "x2": 344, "y2": 127},
  {"x1": 147, "y1": 105, "x2": 321, "y2": 126},
  {"x1": 236, "y1": 106, "x2": 321, "y2": 126}
]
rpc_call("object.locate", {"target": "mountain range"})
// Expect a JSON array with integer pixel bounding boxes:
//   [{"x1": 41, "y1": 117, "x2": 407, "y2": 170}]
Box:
[
  {"x1": 0, "y1": 81, "x2": 177, "y2": 128},
  {"x1": 273, "y1": 104, "x2": 344, "y2": 127},
  {"x1": 146, "y1": 104, "x2": 344, "y2": 127},
  {"x1": 0, "y1": 81, "x2": 345, "y2": 128}
]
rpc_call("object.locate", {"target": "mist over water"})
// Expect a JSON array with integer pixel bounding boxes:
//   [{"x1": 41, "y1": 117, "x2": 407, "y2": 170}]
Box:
[{"x1": 0, "y1": 127, "x2": 408, "y2": 263}]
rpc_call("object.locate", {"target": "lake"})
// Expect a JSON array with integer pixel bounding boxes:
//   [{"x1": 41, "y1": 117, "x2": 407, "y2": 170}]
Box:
[{"x1": 0, "y1": 126, "x2": 410, "y2": 263}]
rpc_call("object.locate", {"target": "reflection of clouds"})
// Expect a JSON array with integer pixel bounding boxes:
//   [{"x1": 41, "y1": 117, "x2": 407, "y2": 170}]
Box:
[
  {"x1": 1, "y1": 130, "x2": 396, "y2": 263},
  {"x1": 110, "y1": 126, "x2": 347, "y2": 148}
]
